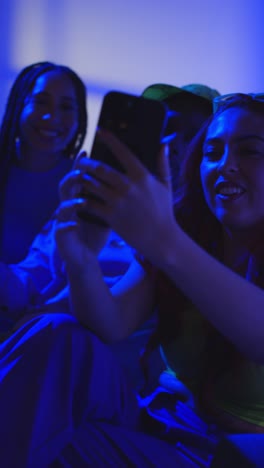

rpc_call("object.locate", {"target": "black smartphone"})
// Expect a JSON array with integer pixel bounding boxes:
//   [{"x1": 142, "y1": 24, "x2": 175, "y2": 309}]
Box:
[
  {"x1": 78, "y1": 90, "x2": 176, "y2": 224},
  {"x1": 90, "y1": 90, "x2": 175, "y2": 174}
]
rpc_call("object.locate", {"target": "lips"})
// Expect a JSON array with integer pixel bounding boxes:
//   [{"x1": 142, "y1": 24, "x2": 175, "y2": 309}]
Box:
[
  {"x1": 215, "y1": 181, "x2": 245, "y2": 199},
  {"x1": 37, "y1": 127, "x2": 62, "y2": 138}
]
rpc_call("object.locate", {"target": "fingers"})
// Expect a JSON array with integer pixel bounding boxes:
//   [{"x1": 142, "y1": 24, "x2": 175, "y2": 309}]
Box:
[
  {"x1": 57, "y1": 187, "x2": 110, "y2": 229},
  {"x1": 60, "y1": 156, "x2": 101, "y2": 201},
  {"x1": 72, "y1": 150, "x2": 88, "y2": 169},
  {"x1": 84, "y1": 158, "x2": 129, "y2": 192},
  {"x1": 56, "y1": 199, "x2": 87, "y2": 222},
  {"x1": 96, "y1": 129, "x2": 146, "y2": 179},
  {"x1": 59, "y1": 169, "x2": 84, "y2": 201},
  {"x1": 58, "y1": 132, "x2": 172, "y2": 234},
  {"x1": 64, "y1": 130, "x2": 156, "y2": 202},
  {"x1": 96, "y1": 130, "x2": 172, "y2": 193}
]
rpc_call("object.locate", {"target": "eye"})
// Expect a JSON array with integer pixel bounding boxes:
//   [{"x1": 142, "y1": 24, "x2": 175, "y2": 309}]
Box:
[
  {"x1": 239, "y1": 147, "x2": 264, "y2": 158},
  {"x1": 202, "y1": 147, "x2": 222, "y2": 161},
  {"x1": 27, "y1": 96, "x2": 49, "y2": 107},
  {"x1": 60, "y1": 102, "x2": 78, "y2": 112}
]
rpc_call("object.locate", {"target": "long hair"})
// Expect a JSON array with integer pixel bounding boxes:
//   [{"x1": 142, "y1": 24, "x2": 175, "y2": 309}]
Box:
[
  {"x1": 0, "y1": 61, "x2": 88, "y2": 187},
  {"x1": 141, "y1": 94, "x2": 264, "y2": 388},
  {"x1": 175, "y1": 94, "x2": 264, "y2": 256}
]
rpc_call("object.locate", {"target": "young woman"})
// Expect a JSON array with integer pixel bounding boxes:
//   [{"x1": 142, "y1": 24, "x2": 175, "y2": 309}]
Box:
[
  {"x1": 1, "y1": 94, "x2": 264, "y2": 466},
  {"x1": 0, "y1": 61, "x2": 87, "y2": 263}
]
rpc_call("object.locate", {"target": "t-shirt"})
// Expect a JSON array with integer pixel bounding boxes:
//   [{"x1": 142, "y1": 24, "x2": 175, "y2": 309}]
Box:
[
  {"x1": 0, "y1": 158, "x2": 73, "y2": 263},
  {"x1": 138, "y1": 256, "x2": 264, "y2": 429}
]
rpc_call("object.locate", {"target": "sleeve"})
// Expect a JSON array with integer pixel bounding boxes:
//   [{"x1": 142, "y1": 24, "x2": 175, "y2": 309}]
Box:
[{"x1": 0, "y1": 218, "x2": 61, "y2": 321}]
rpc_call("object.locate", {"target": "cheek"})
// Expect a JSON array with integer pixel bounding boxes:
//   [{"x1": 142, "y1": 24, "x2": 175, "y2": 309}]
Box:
[
  {"x1": 65, "y1": 114, "x2": 79, "y2": 137},
  {"x1": 19, "y1": 105, "x2": 39, "y2": 130},
  {"x1": 20, "y1": 103, "x2": 37, "y2": 120},
  {"x1": 200, "y1": 163, "x2": 214, "y2": 203},
  {"x1": 200, "y1": 162, "x2": 208, "y2": 190},
  {"x1": 251, "y1": 174, "x2": 264, "y2": 205},
  {"x1": 60, "y1": 116, "x2": 78, "y2": 146},
  {"x1": 19, "y1": 108, "x2": 32, "y2": 137}
]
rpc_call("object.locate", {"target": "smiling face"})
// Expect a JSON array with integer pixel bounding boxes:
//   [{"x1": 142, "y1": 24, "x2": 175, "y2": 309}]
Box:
[
  {"x1": 19, "y1": 70, "x2": 79, "y2": 160},
  {"x1": 200, "y1": 107, "x2": 264, "y2": 236}
]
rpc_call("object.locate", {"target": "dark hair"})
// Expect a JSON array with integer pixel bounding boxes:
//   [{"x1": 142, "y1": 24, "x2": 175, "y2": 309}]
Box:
[
  {"x1": 141, "y1": 95, "x2": 264, "y2": 394},
  {"x1": 164, "y1": 92, "x2": 214, "y2": 197},
  {"x1": 166, "y1": 96, "x2": 264, "y2": 326},
  {"x1": 164, "y1": 91, "x2": 213, "y2": 139},
  {"x1": 176, "y1": 94, "x2": 264, "y2": 252},
  {"x1": 0, "y1": 61, "x2": 87, "y2": 185}
]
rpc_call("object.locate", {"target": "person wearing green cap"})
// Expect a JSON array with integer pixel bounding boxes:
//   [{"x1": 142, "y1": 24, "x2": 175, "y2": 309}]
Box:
[{"x1": 142, "y1": 83, "x2": 220, "y2": 196}]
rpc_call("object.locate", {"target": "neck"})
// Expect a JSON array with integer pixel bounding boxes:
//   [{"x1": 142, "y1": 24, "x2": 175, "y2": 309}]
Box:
[
  {"x1": 223, "y1": 225, "x2": 264, "y2": 274},
  {"x1": 16, "y1": 142, "x2": 64, "y2": 172},
  {"x1": 223, "y1": 234, "x2": 248, "y2": 273}
]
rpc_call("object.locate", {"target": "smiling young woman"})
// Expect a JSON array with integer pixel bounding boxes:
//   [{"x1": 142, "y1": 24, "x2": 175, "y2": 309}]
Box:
[{"x1": 0, "y1": 62, "x2": 87, "y2": 263}]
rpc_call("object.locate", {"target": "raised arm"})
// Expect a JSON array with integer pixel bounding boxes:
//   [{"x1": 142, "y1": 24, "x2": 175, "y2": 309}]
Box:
[
  {"x1": 155, "y1": 225, "x2": 264, "y2": 362},
  {"x1": 75, "y1": 130, "x2": 264, "y2": 362},
  {"x1": 55, "y1": 155, "x2": 155, "y2": 342}
]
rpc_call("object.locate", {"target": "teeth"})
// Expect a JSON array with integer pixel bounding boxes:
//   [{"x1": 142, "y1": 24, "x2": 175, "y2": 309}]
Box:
[
  {"x1": 39, "y1": 130, "x2": 58, "y2": 137},
  {"x1": 218, "y1": 187, "x2": 243, "y2": 195}
]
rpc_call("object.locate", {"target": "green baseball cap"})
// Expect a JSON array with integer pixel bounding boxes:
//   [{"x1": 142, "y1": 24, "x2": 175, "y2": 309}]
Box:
[{"x1": 142, "y1": 83, "x2": 220, "y2": 103}]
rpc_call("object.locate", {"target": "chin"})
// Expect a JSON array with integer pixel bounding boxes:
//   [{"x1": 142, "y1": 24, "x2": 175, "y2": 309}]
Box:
[
  {"x1": 217, "y1": 214, "x2": 247, "y2": 231},
  {"x1": 221, "y1": 219, "x2": 263, "y2": 236},
  {"x1": 36, "y1": 143, "x2": 63, "y2": 154}
]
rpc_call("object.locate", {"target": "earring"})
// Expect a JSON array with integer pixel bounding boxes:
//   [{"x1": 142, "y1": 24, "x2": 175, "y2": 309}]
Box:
[{"x1": 75, "y1": 133, "x2": 82, "y2": 149}]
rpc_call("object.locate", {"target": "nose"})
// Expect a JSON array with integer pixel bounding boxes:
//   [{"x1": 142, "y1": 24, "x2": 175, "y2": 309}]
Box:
[
  {"x1": 41, "y1": 104, "x2": 59, "y2": 122},
  {"x1": 42, "y1": 113, "x2": 52, "y2": 121},
  {"x1": 218, "y1": 146, "x2": 239, "y2": 174}
]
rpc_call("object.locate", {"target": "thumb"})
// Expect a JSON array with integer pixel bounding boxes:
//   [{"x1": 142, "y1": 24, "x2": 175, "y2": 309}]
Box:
[{"x1": 157, "y1": 144, "x2": 172, "y2": 191}]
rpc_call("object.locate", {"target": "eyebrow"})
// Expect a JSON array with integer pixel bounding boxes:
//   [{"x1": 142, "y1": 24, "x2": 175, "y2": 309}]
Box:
[
  {"x1": 32, "y1": 91, "x2": 77, "y2": 102},
  {"x1": 204, "y1": 135, "x2": 264, "y2": 145},
  {"x1": 235, "y1": 135, "x2": 264, "y2": 143}
]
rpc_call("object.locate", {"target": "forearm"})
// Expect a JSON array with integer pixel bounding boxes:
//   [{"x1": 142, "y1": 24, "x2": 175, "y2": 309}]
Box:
[
  {"x1": 155, "y1": 225, "x2": 264, "y2": 362},
  {"x1": 65, "y1": 253, "x2": 155, "y2": 343},
  {"x1": 65, "y1": 256, "x2": 126, "y2": 342}
]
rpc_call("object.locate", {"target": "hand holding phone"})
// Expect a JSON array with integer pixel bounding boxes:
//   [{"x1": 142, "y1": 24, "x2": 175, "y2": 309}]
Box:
[
  {"x1": 91, "y1": 90, "x2": 176, "y2": 174},
  {"x1": 78, "y1": 90, "x2": 176, "y2": 224}
]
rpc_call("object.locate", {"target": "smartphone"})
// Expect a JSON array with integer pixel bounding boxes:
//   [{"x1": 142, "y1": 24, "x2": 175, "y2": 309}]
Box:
[
  {"x1": 90, "y1": 90, "x2": 175, "y2": 174},
  {"x1": 78, "y1": 90, "x2": 176, "y2": 224}
]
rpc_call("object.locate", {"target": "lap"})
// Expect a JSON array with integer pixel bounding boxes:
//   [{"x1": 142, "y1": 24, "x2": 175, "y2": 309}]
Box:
[
  {"x1": 0, "y1": 313, "x2": 218, "y2": 467},
  {"x1": 34, "y1": 421, "x2": 199, "y2": 468},
  {"x1": 0, "y1": 313, "x2": 139, "y2": 466}
]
